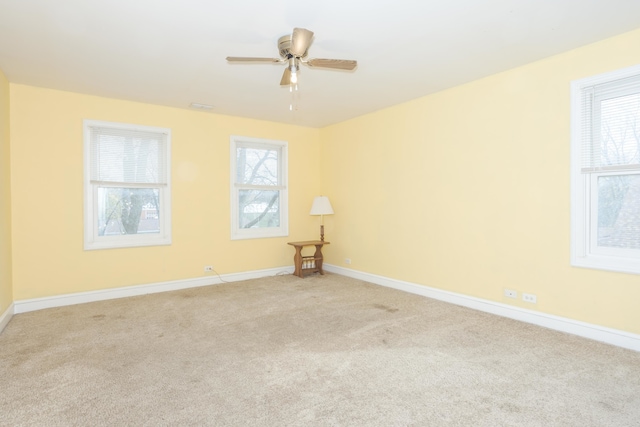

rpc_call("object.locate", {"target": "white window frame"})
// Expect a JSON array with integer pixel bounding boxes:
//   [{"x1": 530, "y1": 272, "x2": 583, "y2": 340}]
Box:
[
  {"x1": 84, "y1": 120, "x2": 172, "y2": 250},
  {"x1": 570, "y1": 65, "x2": 640, "y2": 274},
  {"x1": 230, "y1": 135, "x2": 288, "y2": 240}
]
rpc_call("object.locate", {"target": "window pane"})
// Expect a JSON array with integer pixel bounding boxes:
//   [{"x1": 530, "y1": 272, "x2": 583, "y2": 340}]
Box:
[
  {"x1": 91, "y1": 130, "x2": 166, "y2": 184},
  {"x1": 597, "y1": 174, "x2": 640, "y2": 249},
  {"x1": 238, "y1": 190, "x2": 280, "y2": 229},
  {"x1": 599, "y1": 93, "x2": 640, "y2": 168},
  {"x1": 236, "y1": 146, "x2": 279, "y2": 186},
  {"x1": 97, "y1": 188, "x2": 160, "y2": 236}
]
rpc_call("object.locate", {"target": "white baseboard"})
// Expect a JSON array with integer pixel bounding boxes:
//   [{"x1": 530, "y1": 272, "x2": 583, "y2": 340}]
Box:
[
  {"x1": 324, "y1": 264, "x2": 640, "y2": 352},
  {"x1": 13, "y1": 266, "x2": 294, "y2": 314},
  {"x1": 10, "y1": 263, "x2": 639, "y2": 352},
  {"x1": 0, "y1": 303, "x2": 14, "y2": 334}
]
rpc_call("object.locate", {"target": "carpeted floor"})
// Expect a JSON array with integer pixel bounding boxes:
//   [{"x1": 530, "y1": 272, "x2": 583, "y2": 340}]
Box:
[{"x1": 1, "y1": 273, "x2": 640, "y2": 426}]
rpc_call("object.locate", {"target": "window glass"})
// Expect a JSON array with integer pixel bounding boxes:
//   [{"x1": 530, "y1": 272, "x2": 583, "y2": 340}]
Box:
[
  {"x1": 597, "y1": 174, "x2": 640, "y2": 250},
  {"x1": 97, "y1": 187, "x2": 160, "y2": 236}
]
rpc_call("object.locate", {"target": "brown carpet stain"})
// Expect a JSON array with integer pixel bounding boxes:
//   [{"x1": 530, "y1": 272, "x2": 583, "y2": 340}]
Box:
[{"x1": 372, "y1": 303, "x2": 399, "y2": 313}]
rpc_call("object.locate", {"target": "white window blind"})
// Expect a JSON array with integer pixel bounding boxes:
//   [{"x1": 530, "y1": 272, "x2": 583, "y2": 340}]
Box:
[
  {"x1": 89, "y1": 126, "x2": 168, "y2": 185},
  {"x1": 579, "y1": 74, "x2": 640, "y2": 173}
]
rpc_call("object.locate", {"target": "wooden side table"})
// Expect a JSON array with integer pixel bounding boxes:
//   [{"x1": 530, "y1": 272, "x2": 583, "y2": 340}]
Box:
[{"x1": 287, "y1": 240, "x2": 330, "y2": 278}]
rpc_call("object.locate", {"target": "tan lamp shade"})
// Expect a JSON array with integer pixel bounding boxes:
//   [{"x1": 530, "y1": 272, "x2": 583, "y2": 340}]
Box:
[{"x1": 309, "y1": 196, "x2": 334, "y2": 216}]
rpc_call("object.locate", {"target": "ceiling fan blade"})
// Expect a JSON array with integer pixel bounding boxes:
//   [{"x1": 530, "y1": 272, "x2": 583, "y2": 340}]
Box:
[
  {"x1": 226, "y1": 57, "x2": 281, "y2": 63},
  {"x1": 306, "y1": 58, "x2": 357, "y2": 70},
  {"x1": 289, "y1": 28, "x2": 314, "y2": 57},
  {"x1": 280, "y1": 67, "x2": 291, "y2": 86}
]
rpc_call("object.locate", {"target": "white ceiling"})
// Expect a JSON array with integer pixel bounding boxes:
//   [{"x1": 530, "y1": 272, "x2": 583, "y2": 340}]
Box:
[{"x1": 1, "y1": 0, "x2": 640, "y2": 128}]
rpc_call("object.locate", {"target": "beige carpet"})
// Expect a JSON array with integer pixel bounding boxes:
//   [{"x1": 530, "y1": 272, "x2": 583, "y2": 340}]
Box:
[{"x1": 1, "y1": 273, "x2": 640, "y2": 426}]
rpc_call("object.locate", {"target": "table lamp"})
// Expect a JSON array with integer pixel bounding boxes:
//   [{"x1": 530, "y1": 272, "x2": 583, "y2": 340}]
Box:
[{"x1": 309, "y1": 196, "x2": 334, "y2": 241}]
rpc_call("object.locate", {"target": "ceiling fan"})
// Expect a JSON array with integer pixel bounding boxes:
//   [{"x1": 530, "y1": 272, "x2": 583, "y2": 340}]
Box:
[{"x1": 226, "y1": 28, "x2": 357, "y2": 86}]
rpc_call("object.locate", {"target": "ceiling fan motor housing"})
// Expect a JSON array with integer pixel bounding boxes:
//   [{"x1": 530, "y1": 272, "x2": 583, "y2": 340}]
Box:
[{"x1": 278, "y1": 35, "x2": 308, "y2": 59}]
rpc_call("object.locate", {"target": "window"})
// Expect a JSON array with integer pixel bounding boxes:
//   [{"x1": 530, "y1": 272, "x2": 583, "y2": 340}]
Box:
[
  {"x1": 230, "y1": 136, "x2": 288, "y2": 240},
  {"x1": 571, "y1": 65, "x2": 640, "y2": 274},
  {"x1": 84, "y1": 120, "x2": 171, "y2": 250}
]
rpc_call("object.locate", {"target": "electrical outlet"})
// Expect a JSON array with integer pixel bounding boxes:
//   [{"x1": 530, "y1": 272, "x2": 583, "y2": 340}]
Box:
[
  {"x1": 345, "y1": 258, "x2": 352, "y2": 265},
  {"x1": 504, "y1": 289, "x2": 517, "y2": 299},
  {"x1": 523, "y1": 293, "x2": 537, "y2": 303},
  {"x1": 204, "y1": 266, "x2": 214, "y2": 272}
]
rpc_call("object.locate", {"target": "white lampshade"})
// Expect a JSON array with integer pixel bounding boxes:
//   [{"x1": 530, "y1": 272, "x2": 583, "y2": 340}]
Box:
[{"x1": 309, "y1": 196, "x2": 334, "y2": 215}]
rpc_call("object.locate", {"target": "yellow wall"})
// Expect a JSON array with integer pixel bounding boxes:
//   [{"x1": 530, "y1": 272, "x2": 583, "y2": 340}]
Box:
[
  {"x1": 0, "y1": 69, "x2": 12, "y2": 313},
  {"x1": 5, "y1": 28, "x2": 640, "y2": 336},
  {"x1": 9, "y1": 85, "x2": 320, "y2": 300},
  {"x1": 320, "y1": 28, "x2": 640, "y2": 335}
]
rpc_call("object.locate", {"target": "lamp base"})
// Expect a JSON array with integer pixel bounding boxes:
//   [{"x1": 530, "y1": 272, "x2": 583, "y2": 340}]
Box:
[{"x1": 320, "y1": 224, "x2": 325, "y2": 242}]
